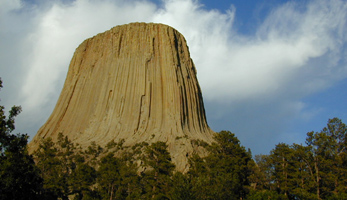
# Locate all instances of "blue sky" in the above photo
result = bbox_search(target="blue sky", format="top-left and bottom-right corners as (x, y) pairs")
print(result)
(1, 0), (347, 155)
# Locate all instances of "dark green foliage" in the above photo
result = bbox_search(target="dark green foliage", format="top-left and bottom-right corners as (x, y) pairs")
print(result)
(34, 138), (63, 199)
(304, 118), (347, 199)
(268, 143), (296, 196)
(34, 133), (99, 199)
(84, 140), (103, 167)
(170, 172), (194, 200)
(70, 163), (96, 199)
(209, 130), (252, 197)
(246, 190), (288, 200)
(188, 130), (253, 200)
(0, 138), (42, 200)
(0, 78), (42, 199)
(252, 118), (347, 200)
(248, 154), (272, 191)
(97, 153), (122, 199)
(141, 141), (176, 199)
(97, 152), (141, 200)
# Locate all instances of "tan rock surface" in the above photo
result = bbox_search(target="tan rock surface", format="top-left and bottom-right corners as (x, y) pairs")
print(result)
(29, 22), (215, 171)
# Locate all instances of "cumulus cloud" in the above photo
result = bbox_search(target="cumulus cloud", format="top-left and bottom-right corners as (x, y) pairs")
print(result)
(198, 0), (347, 102)
(20, 0), (157, 110)
(1, 0), (347, 154)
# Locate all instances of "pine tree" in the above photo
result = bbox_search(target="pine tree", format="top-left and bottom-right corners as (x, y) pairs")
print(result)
(34, 138), (65, 199)
(69, 162), (96, 200)
(142, 141), (175, 199)
(306, 118), (347, 199)
(188, 130), (253, 200)
(268, 143), (296, 196)
(254, 118), (347, 199)
(0, 78), (42, 199)
(170, 172), (194, 200)
(97, 152), (141, 200)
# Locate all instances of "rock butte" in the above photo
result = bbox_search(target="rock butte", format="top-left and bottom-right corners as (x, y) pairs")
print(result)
(29, 22), (215, 172)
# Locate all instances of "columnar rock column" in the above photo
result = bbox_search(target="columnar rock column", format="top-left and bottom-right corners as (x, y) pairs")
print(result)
(29, 23), (215, 171)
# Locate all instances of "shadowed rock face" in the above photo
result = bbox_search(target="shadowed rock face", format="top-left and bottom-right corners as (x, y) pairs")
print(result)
(29, 23), (214, 171)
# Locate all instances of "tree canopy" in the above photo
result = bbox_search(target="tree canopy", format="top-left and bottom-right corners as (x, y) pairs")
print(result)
(0, 78), (42, 199)
(250, 118), (347, 199)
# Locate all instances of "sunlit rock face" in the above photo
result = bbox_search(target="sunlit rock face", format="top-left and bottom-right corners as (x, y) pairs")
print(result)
(29, 22), (215, 171)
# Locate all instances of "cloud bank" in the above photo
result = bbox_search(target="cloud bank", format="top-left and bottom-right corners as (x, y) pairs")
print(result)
(1, 0), (347, 154)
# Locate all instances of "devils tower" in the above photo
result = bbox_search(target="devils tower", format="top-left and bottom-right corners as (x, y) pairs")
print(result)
(29, 22), (215, 171)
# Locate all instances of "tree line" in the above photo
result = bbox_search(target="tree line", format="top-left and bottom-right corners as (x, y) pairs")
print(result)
(2, 128), (253, 199)
(1, 78), (347, 199)
(250, 117), (347, 200)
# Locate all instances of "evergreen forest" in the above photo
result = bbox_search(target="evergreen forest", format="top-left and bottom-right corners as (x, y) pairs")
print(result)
(1, 78), (347, 200)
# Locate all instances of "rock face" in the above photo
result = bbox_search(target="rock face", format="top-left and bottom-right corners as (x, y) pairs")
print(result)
(29, 23), (214, 171)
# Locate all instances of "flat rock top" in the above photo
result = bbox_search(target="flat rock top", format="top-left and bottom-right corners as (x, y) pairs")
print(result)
(29, 22), (215, 172)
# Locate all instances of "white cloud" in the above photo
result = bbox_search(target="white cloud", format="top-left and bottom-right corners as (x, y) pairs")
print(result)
(21, 0), (157, 111)
(197, 0), (347, 102)
(1, 0), (347, 154)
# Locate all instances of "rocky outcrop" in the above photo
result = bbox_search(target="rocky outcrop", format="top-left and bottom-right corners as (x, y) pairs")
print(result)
(29, 22), (214, 171)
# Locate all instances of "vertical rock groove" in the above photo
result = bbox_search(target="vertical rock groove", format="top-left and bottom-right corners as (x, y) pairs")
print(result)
(29, 23), (215, 171)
